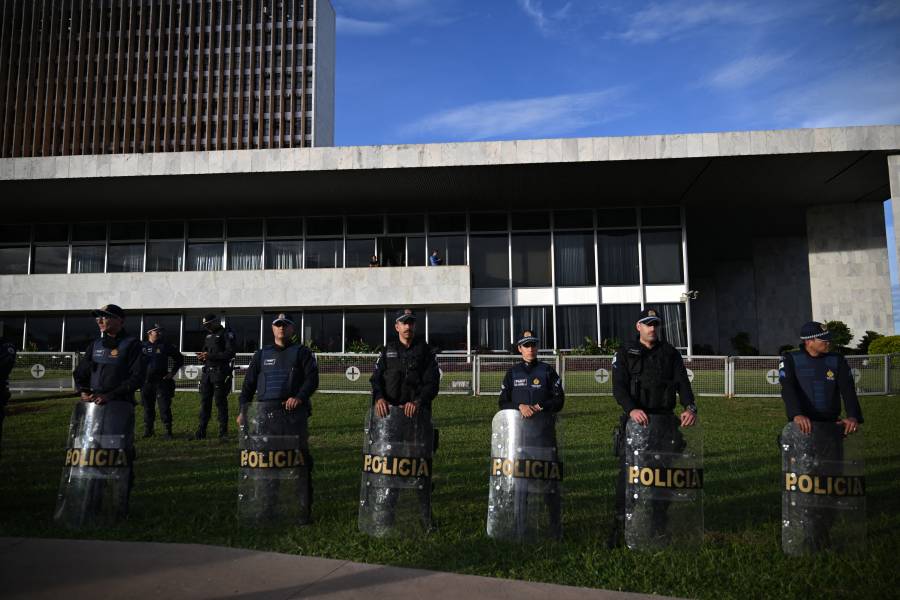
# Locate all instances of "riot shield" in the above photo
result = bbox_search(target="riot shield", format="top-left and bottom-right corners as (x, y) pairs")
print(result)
(624, 414), (703, 550)
(358, 405), (434, 537)
(54, 401), (135, 529)
(487, 409), (563, 541)
(780, 421), (865, 555)
(238, 401), (311, 526)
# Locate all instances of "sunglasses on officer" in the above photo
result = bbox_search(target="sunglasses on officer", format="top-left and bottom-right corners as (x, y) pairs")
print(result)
(95, 315), (121, 322)
(519, 341), (537, 348)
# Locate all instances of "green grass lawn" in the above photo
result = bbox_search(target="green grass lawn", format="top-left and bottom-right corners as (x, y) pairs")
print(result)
(1, 393), (898, 599)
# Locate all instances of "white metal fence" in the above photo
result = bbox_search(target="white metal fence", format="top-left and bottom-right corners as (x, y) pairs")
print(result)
(6, 351), (899, 398)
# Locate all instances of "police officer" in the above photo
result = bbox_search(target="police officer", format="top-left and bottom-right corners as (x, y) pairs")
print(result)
(193, 313), (236, 440)
(0, 334), (17, 456)
(370, 309), (440, 418)
(237, 313), (319, 512)
(607, 308), (697, 548)
(779, 321), (863, 436)
(140, 323), (184, 439)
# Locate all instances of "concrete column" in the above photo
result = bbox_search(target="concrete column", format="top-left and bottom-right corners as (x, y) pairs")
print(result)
(889, 156), (900, 332)
(807, 201), (894, 340)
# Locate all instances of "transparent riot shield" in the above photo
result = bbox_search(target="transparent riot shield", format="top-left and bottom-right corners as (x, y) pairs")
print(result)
(487, 409), (563, 541)
(781, 421), (865, 556)
(54, 401), (135, 529)
(624, 414), (703, 550)
(358, 405), (434, 537)
(238, 401), (310, 526)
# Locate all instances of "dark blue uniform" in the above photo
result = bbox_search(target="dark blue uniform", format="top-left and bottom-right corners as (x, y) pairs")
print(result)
(73, 332), (146, 403)
(498, 359), (564, 413)
(0, 337), (17, 455)
(370, 339), (440, 410)
(197, 325), (236, 437)
(779, 351), (863, 424)
(141, 340), (184, 435)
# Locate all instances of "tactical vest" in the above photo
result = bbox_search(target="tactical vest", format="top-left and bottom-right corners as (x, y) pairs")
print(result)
(507, 361), (554, 407)
(203, 328), (233, 370)
(255, 345), (301, 402)
(89, 335), (137, 395)
(624, 343), (677, 412)
(789, 351), (840, 414)
(382, 341), (429, 404)
(142, 341), (170, 376)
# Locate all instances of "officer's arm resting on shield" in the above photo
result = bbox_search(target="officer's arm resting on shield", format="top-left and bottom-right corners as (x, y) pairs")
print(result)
(236, 351), (261, 425)
(286, 347), (319, 413)
(207, 329), (237, 363)
(612, 350), (646, 426)
(97, 340), (146, 404)
(167, 345), (185, 379)
(836, 355), (863, 435)
(537, 367), (565, 413)
(74, 342), (95, 402)
(409, 349), (439, 417)
(779, 353), (811, 434)
(674, 353), (697, 427)
(370, 349), (390, 417)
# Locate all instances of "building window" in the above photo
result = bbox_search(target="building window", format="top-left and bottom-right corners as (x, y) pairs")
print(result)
(187, 242), (224, 271)
(265, 239), (301, 269)
(646, 303), (687, 349)
(556, 305), (597, 350)
(346, 238), (375, 268)
(0, 247), (30, 274)
(345, 311), (384, 351)
(427, 235), (466, 265)
(511, 233), (551, 287)
(472, 307), (510, 352)
(146, 241), (184, 272)
(304, 238), (343, 268)
(597, 231), (639, 285)
(0, 316), (25, 349)
(71, 245), (106, 273)
(108, 244), (145, 272)
(25, 316), (63, 351)
(32, 245), (69, 274)
(470, 235), (508, 288)
(427, 310), (468, 352)
(407, 236), (427, 266)
(599, 304), (640, 346)
(642, 229), (683, 284)
(182, 313), (213, 352)
(303, 311), (342, 352)
(141, 314), (182, 349)
(228, 241), (263, 270)
(64, 315), (99, 351)
(225, 314), (262, 352)
(513, 306), (553, 349)
(554, 231), (595, 286)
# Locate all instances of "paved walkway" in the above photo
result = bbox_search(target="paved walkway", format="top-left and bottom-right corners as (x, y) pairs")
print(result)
(0, 537), (681, 600)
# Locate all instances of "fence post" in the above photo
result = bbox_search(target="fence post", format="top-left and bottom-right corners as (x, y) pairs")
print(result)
(474, 355), (480, 396)
(886, 354), (892, 395)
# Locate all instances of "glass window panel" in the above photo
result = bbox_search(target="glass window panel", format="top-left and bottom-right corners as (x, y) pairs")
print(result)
(407, 236), (426, 266)
(597, 231), (639, 285)
(386, 214), (424, 234)
(33, 223), (68, 242)
(511, 212), (549, 231)
(470, 212), (507, 232)
(646, 303), (687, 349)
(642, 229), (684, 284)
(227, 219), (263, 238)
(107, 244), (144, 272)
(0, 316), (25, 349)
(110, 222), (145, 241)
(346, 238), (375, 268)
(346, 310), (384, 350)
(472, 307), (510, 352)
(64, 315), (99, 351)
(305, 238), (342, 268)
(427, 310), (467, 352)
(187, 242), (224, 271)
(428, 213), (466, 233)
(265, 239), (301, 269)
(141, 314), (182, 348)
(146, 241), (184, 272)
(513, 306), (553, 349)
(554, 231), (595, 286)
(511, 233), (551, 287)
(227, 241), (263, 270)
(470, 234), (508, 288)
(347, 215), (383, 235)
(188, 220), (224, 239)
(306, 216), (342, 236)
(554, 210), (593, 229)
(597, 208), (637, 228)
(0, 224), (30, 243)
(71, 245), (106, 273)
(25, 316), (63, 351)
(182, 313), (213, 352)
(225, 314), (260, 352)
(0, 247), (30, 274)
(266, 217), (303, 238)
(71, 223), (106, 242)
(641, 206), (681, 227)
(428, 235), (466, 266)
(599, 304), (640, 346)
(555, 305), (597, 349)
(149, 221), (184, 239)
(302, 311), (342, 352)
(32, 245), (68, 274)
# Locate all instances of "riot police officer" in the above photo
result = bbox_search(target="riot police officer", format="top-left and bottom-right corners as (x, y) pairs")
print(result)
(193, 313), (236, 440)
(140, 324), (184, 439)
(0, 334), (17, 456)
(607, 308), (697, 548)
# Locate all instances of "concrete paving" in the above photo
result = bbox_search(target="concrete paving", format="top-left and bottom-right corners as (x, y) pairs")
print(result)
(0, 537), (681, 600)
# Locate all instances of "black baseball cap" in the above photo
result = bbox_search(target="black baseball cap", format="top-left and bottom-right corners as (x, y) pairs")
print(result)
(637, 308), (661, 325)
(272, 312), (295, 326)
(201, 313), (219, 326)
(395, 309), (417, 323)
(92, 304), (125, 319)
(146, 323), (164, 333)
(516, 330), (539, 346)
(800, 321), (832, 341)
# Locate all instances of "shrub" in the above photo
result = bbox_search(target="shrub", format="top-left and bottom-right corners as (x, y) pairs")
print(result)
(824, 320), (853, 350)
(869, 335), (900, 355)
(856, 330), (883, 354)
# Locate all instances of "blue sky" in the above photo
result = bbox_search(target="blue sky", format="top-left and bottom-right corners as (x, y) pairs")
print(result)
(331, 0), (900, 146)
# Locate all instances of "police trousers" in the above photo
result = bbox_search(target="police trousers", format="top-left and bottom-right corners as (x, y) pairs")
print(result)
(198, 369), (231, 431)
(141, 377), (175, 426)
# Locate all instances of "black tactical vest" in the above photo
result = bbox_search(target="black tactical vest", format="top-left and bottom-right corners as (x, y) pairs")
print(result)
(624, 342), (677, 412)
(89, 335), (137, 395)
(255, 345), (301, 402)
(383, 340), (429, 404)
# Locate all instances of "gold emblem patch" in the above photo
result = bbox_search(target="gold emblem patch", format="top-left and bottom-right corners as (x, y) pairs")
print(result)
(825, 369), (835, 380)
(532, 377), (540, 385)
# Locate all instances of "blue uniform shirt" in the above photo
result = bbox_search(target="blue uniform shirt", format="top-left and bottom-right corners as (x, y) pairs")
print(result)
(498, 359), (564, 413)
(779, 350), (863, 423)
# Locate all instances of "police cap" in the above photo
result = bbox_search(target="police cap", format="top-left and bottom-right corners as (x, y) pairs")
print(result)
(146, 323), (165, 334)
(272, 312), (295, 326)
(92, 304), (125, 319)
(516, 330), (539, 346)
(394, 309), (417, 323)
(637, 308), (661, 325)
(800, 321), (832, 341)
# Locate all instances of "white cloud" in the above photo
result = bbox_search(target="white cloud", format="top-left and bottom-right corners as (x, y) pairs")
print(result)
(336, 16), (392, 35)
(618, 1), (779, 43)
(402, 89), (630, 141)
(706, 54), (789, 89)
(517, 0), (574, 35)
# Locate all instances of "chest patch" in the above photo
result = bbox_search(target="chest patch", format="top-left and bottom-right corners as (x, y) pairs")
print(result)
(513, 378), (528, 387)
(825, 369), (835, 381)
(263, 358), (277, 367)
(386, 351), (398, 358)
